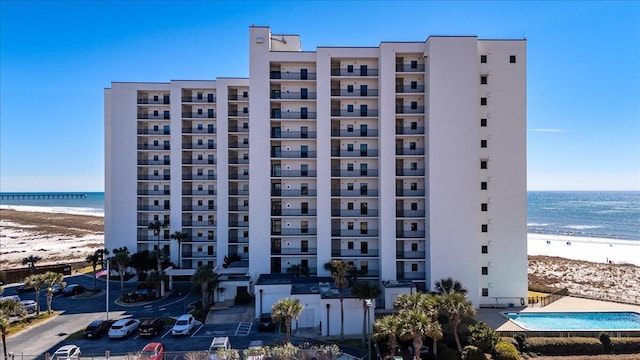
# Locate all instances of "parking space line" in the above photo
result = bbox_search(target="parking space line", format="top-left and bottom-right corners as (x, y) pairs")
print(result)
(190, 323), (205, 337)
(161, 329), (171, 339)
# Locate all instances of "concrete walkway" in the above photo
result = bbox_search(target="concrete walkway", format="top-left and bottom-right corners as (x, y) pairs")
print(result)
(205, 300), (256, 324)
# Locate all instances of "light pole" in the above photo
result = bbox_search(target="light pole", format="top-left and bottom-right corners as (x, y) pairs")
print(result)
(259, 289), (263, 315)
(326, 303), (330, 336)
(366, 299), (373, 360)
(106, 260), (110, 321)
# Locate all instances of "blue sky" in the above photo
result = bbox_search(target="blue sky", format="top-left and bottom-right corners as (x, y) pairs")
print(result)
(1, 1), (638, 191)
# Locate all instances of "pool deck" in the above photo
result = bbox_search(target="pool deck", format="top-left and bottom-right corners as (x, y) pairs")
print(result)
(475, 296), (640, 332)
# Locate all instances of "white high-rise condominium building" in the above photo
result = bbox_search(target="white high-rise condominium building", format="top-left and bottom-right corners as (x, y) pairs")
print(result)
(105, 26), (526, 307)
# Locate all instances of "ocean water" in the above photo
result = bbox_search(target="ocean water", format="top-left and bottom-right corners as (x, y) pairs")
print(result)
(1, 192), (638, 241)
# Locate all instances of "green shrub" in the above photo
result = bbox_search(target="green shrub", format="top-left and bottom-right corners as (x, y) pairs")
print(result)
(512, 332), (527, 351)
(599, 332), (611, 353)
(526, 337), (601, 355)
(461, 345), (486, 360)
(500, 336), (519, 350)
(611, 337), (640, 353)
(468, 322), (500, 353)
(494, 342), (519, 360)
(436, 343), (460, 360)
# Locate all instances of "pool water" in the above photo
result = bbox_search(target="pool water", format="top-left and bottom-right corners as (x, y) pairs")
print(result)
(505, 312), (640, 331)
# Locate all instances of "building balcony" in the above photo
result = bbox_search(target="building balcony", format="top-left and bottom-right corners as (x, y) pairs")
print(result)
(396, 63), (425, 72)
(331, 209), (379, 217)
(138, 159), (170, 166)
(271, 189), (317, 197)
(396, 168), (425, 177)
(229, 173), (250, 180)
(228, 158), (250, 165)
(182, 205), (216, 211)
(137, 128), (170, 135)
(272, 151), (317, 159)
(396, 189), (426, 197)
(396, 85), (425, 94)
(396, 210), (426, 217)
(331, 229), (379, 237)
(331, 189), (378, 197)
(190, 236), (216, 242)
(228, 94), (249, 101)
(270, 110), (317, 120)
(228, 221), (249, 227)
(137, 144), (170, 150)
(138, 97), (170, 105)
(396, 250), (426, 259)
(396, 106), (425, 114)
(271, 208), (318, 216)
(271, 130), (317, 139)
(228, 235), (250, 243)
(183, 220), (216, 227)
(331, 129), (378, 137)
(331, 68), (379, 77)
(395, 127), (425, 135)
(137, 205), (170, 211)
(272, 247), (317, 255)
(182, 158), (216, 165)
(229, 205), (250, 212)
(270, 71), (317, 81)
(331, 169), (378, 177)
(330, 89), (379, 97)
(182, 96), (216, 103)
(229, 189), (250, 196)
(396, 148), (425, 156)
(138, 113), (170, 120)
(182, 127), (216, 134)
(182, 251), (217, 258)
(331, 149), (378, 157)
(396, 230), (426, 238)
(228, 126), (249, 133)
(331, 249), (379, 257)
(182, 112), (216, 119)
(182, 143), (216, 150)
(137, 175), (170, 181)
(182, 189), (216, 196)
(182, 174), (216, 181)
(331, 109), (379, 117)
(229, 142), (250, 149)
(271, 91), (317, 100)
(228, 110), (249, 117)
(136, 235), (170, 241)
(137, 189), (170, 196)
(272, 228), (318, 236)
(398, 272), (426, 281)
(271, 170), (317, 178)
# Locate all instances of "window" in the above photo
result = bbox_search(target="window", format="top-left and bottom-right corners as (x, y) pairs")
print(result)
(347, 104), (354, 113)
(411, 202), (418, 211)
(208, 231), (214, 240)
(197, 92), (203, 100)
(409, 142), (416, 150)
(347, 65), (354, 73)
(243, 138), (249, 145)
(480, 55), (487, 63)
(481, 203), (488, 211)
(410, 182), (417, 191)
(243, 122), (249, 129)
(411, 263), (418, 272)
(154, 200), (159, 206)
(481, 160), (488, 169)
(411, 60), (418, 69)
(410, 162), (418, 171)
(347, 144), (354, 152)
(510, 55), (517, 63)
(410, 121), (417, 130)
(481, 118), (487, 127)
(482, 267), (488, 275)
(154, 95), (159, 102)
(482, 288), (489, 297)
(347, 124), (354, 132)
(411, 243), (418, 251)
(481, 75), (487, 85)
(347, 163), (354, 171)
(480, 97), (487, 106)
(411, 101), (418, 110)
(198, 108), (203, 115)
(348, 241), (354, 250)
(347, 202), (354, 210)
(411, 223), (418, 232)
(410, 81), (418, 90)
(348, 222), (354, 230)
(360, 222), (368, 234)
(243, 91), (249, 98)
(154, 110), (159, 116)
(347, 85), (354, 93)
(347, 182), (354, 191)
(481, 140), (487, 148)
(243, 107), (249, 114)
(243, 153), (249, 160)
(482, 224), (488, 232)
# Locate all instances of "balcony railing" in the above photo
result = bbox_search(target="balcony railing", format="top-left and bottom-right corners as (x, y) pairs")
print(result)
(331, 129), (378, 137)
(228, 111), (249, 117)
(331, 169), (378, 177)
(228, 94), (250, 101)
(137, 175), (170, 181)
(398, 272), (426, 280)
(182, 251), (217, 258)
(137, 159), (170, 166)
(182, 205), (216, 211)
(228, 235), (250, 243)
(228, 221), (249, 227)
(396, 148), (425, 156)
(228, 126), (249, 133)
(271, 170), (317, 177)
(229, 142), (250, 149)
(396, 168), (425, 176)
(271, 91), (317, 100)
(395, 127), (425, 135)
(331, 209), (379, 217)
(229, 189), (250, 195)
(396, 106), (425, 114)
(182, 127), (216, 134)
(137, 190), (170, 196)
(228, 205), (250, 211)
(331, 249), (379, 257)
(138, 113), (170, 119)
(182, 174), (216, 180)
(183, 220), (216, 227)
(331, 189), (378, 197)
(396, 210), (426, 217)
(271, 189), (317, 197)
(182, 112), (216, 119)
(271, 110), (317, 120)
(331, 109), (379, 117)
(137, 128), (170, 135)
(271, 209), (318, 216)
(331, 149), (378, 157)
(330, 89), (379, 97)
(182, 143), (216, 150)
(272, 247), (317, 255)
(229, 173), (250, 180)
(396, 230), (426, 238)
(138, 144), (170, 150)
(396, 189), (426, 196)
(272, 228), (318, 236)
(331, 229), (379, 237)
(182, 158), (216, 165)
(396, 63), (425, 72)
(272, 151), (317, 159)
(331, 68), (379, 76)
(271, 131), (317, 139)
(182, 96), (216, 103)
(228, 158), (250, 165)
(137, 205), (170, 211)
(396, 85), (425, 93)
(270, 71), (317, 80)
(182, 189), (216, 196)
(138, 98), (170, 105)
(396, 250), (426, 259)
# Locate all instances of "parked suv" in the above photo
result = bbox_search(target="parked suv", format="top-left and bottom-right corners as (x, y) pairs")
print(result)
(208, 337), (231, 360)
(139, 318), (165, 337)
(171, 314), (195, 336)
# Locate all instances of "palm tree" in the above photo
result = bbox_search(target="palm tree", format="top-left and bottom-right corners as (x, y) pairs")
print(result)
(393, 292), (436, 312)
(434, 277), (467, 295)
(41, 271), (64, 314)
(398, 308), (443, 360)
(351, 281), (381, 346)
(324, 260), (353, 341)
(148, 220), (168, 296)
(192, 265), (218, 308)
(0, 297), (25, 360)
(24, 273), (46, 315)
(111, 247), (131, 292)
(170, 231), (188, 267)
(22, 255), (42, 275)
(86, 249), (102, 290)
(438, 293), (476, 352)
(374, 314), (402, 358)
(271, 298), (304, 344)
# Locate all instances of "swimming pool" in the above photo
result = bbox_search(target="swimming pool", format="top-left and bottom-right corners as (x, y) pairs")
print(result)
(505, 312), (640, 331)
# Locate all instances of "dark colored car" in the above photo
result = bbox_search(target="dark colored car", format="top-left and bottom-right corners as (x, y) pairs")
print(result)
(258, 313), (276, 332)
(83, 320), (112, 339)
(138, 318), (165, 337)
(63, 284), (85, 296)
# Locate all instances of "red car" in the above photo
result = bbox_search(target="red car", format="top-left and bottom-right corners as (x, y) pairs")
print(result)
(140, 343), (164, 360)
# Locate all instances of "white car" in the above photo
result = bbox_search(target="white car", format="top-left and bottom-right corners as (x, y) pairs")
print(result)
(20, 300), (38, 314)
(171, 314), (195, 336)
(51, 345), (81, 360)
(108, 318), (140, 339)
